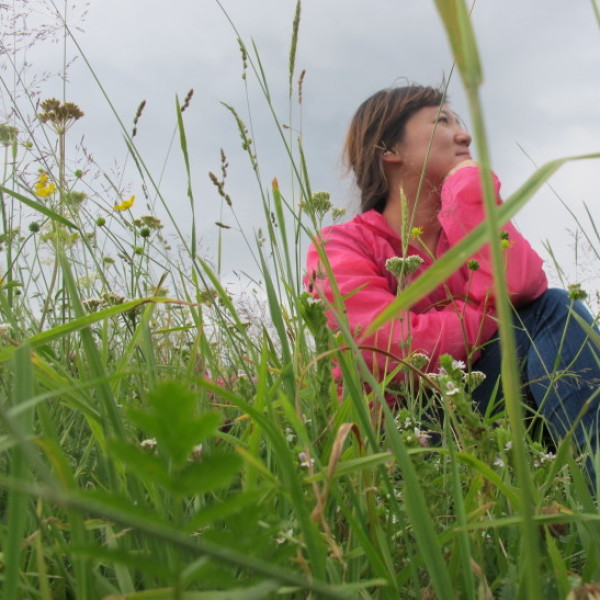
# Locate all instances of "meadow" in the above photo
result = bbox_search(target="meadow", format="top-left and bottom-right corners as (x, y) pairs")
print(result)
(2, 1), (600, 599)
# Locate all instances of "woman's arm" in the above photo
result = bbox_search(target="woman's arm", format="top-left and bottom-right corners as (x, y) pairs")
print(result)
(306, 227), (498, 375)
(438, 165), (548, 306)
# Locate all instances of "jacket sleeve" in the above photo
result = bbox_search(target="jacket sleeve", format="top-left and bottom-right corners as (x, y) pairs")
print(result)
(305, 227), (499, 376)
(438, 166), (548, 306)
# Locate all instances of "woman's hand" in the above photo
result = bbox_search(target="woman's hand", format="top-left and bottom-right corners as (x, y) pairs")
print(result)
(444, 159), (479, 181)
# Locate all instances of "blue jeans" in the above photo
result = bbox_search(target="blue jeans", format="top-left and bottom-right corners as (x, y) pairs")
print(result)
(472, 289), (600, 454)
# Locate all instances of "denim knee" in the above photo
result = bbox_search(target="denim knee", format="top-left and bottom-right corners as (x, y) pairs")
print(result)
(528, 288), (594, 331)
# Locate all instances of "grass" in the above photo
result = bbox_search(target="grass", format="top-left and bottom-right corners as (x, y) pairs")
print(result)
(1, 1), (600, 598)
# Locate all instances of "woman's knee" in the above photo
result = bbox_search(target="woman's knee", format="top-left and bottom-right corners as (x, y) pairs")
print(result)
(540, 288), (571, 310)
(536, 288), (593, 323)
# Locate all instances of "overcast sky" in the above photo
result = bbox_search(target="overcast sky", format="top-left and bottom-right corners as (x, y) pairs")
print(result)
(14, 0), (600, 293)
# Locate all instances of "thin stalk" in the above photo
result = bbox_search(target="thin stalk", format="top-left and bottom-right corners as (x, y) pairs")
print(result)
(592, 0), (600, 30)
(464, 87), (541, 599)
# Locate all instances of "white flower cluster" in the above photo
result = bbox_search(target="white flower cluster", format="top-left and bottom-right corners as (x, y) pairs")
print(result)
(533, 451), (555, 469)
(385, 255), (424, 277)
(298, 451), (314, 468)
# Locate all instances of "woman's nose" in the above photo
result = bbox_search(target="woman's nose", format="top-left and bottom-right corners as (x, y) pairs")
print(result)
(456, 127), (472, 146)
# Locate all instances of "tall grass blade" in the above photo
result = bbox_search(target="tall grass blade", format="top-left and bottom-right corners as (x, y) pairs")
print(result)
(0, 184), (77, 229)
(3, 344), (35, 598)
(176, 95), (197, 258)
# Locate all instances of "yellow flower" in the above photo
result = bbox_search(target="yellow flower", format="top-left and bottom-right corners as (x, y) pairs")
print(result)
(34, 171), (57, 197)
(114, 195), (135, 211)
(410, 226), (423, 238)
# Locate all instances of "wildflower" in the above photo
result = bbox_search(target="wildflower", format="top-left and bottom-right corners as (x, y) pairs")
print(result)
(467, 259), (480, 270)
(95, 217), (106, 227)
(114, 195), (135, 211)
(38, 98), (84, 134)
(504, 441), (512, 451)
(426, 372), (443, 385)
(0, 124), (18, 147)
(407, 352), (429, 370)
(275, 529), (294, 545)
(302, 191), (332, 217)
(82, 297), (105, 312)
(134, 215), (164, 230)
(500, 230), (513, 250)
(77, 274), (98, 288)
(28, 222), (40, 233)
(463, 370), (486, 389)
(452, 360), (466, 371)
(140, 438), (157, 450)
(102, 291), (126, 305)
(536, 451), (555, 465)
(64, 191), (86, 206)
(419, 433), (431, 447)
(385, 255), (424, 277)
(410, 226), (424, 238)
(412, 427), (431, 447)
(305, 296), (322, 306)
(189, 444), (203, 461)
(34, 171), (57, 197)
(443, 381), (461, 396)
(331, 207), (347, 221)
(493, 456), (505, 468)
(298, 451), (314, 468)
(568, 283), (588, 301)
(139, 227), (151, 238)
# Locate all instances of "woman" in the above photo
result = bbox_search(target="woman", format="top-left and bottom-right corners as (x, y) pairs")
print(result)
(305, 85), (600, 458)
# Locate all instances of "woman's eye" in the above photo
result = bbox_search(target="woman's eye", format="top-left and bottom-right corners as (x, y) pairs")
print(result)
(436, 116), (449, 123)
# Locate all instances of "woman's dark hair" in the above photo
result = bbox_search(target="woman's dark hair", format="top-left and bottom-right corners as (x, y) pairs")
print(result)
(344, 85), (445, 213)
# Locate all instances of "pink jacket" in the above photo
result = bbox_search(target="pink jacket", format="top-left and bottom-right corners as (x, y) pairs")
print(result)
(305, 167), (548, 379)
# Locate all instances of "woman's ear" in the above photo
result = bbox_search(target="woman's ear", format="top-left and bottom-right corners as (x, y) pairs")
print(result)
(382, 149), (403, 165)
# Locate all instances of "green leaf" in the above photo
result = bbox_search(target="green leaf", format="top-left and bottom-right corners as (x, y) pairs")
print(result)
(185, 488), (267, 531)
(107, 439), (170, 485)
(128, 381), (221, 468)
(175, 453), (242, 495)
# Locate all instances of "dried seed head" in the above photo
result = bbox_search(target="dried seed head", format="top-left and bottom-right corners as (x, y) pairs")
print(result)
(38, 98), (84, 133)
(181, 89), (194, 112)
(237, 38), (248, 79)
(298, 68), (306, 104)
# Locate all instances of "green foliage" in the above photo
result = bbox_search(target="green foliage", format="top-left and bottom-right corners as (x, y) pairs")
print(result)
(0, 1), (599, 599)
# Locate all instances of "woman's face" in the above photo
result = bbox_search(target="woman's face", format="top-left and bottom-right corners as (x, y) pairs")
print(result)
(392, 104), (472, 184)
